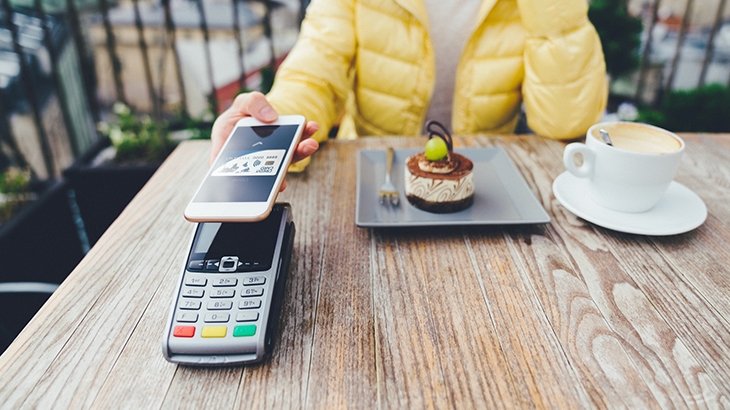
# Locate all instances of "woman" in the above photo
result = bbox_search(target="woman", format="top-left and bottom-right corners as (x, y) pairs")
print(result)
(211, 0), (608, 171)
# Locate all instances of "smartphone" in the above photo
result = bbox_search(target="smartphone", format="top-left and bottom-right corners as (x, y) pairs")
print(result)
(162, 203), (295, 366)
(184, 115), (306, 222)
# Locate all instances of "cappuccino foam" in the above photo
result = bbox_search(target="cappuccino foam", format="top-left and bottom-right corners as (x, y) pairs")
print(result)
(591, 123), (681, 154)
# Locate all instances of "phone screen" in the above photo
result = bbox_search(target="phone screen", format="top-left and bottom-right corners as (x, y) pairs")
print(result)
(192, 124), (299, 203)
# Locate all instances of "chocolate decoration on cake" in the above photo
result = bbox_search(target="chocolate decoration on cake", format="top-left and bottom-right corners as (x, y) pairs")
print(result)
(422, 120), (458, 173)
(426, 120), (453, 152)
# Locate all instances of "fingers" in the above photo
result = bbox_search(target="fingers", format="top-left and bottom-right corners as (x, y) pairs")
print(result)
(291, 121), (320, 164)
(237, 91), (277, 123)
(209, 92), (279, 165)
(302, 121), (319, 139)
(291, 138), (319, 165)
(279, 139), (316, 192)
(280, 121), (320, 192)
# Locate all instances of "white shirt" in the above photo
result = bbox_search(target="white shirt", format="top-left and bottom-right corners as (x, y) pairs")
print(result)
(422, 0), (481, 132)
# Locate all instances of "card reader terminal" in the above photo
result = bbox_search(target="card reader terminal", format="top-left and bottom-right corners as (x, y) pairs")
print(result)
(162, 203), (294, 365)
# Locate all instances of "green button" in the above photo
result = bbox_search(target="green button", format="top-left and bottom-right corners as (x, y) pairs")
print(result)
(233, 325), (257, 337)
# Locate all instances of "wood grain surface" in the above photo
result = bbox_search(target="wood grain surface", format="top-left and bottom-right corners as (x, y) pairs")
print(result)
(1, 134), (729, 409)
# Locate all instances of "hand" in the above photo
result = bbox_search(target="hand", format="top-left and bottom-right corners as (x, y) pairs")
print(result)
(209, 91), (320, 191)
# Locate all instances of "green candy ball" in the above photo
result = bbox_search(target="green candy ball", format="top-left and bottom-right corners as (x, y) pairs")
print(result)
(425, 137), (448, 161)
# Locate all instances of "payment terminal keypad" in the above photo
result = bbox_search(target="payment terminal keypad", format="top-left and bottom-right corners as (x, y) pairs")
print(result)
(171, 262), (268, 341)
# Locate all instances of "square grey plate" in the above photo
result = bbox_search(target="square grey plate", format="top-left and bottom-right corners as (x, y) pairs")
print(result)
(356, 148), (550, 227)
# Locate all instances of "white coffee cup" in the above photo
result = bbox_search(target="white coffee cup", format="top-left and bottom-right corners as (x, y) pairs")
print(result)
(563, 122), (684, 213)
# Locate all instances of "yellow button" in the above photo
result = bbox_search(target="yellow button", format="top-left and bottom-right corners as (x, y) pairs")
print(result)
(201, 326), (227, 338)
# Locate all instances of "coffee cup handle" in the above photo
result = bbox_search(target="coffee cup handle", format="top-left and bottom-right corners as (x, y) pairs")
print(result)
(563, 143), (594, 178)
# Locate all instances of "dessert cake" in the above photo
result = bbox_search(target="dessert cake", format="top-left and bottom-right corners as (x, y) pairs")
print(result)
(404, 121), (474, 213)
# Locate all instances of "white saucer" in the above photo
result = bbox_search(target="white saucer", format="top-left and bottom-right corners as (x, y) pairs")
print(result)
(552, 172), (707, 236)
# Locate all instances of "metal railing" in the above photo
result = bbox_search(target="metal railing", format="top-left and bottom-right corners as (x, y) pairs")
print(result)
(633, 0), (730, 105)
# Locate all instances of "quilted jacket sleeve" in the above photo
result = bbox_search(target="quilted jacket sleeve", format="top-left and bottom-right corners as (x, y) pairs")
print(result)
(517, 0), (608, 140)
(266, 0), (356, 145)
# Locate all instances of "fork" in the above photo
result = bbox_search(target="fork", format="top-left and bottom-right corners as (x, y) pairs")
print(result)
(378, 147), (400, 206)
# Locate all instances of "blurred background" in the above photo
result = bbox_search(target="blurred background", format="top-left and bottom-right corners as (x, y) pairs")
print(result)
(0, 0), (728, 352)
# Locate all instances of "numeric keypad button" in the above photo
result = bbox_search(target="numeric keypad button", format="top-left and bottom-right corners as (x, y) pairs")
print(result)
(179, 300), (202, 310)
(239, 299), (262, 309)
(210, 289), (235, 298)
(185, 277), (207, 286)
(204, 313), (230, 323)
(181, 288), (204, 298)
(212, 278), (237, 287)
(241, 287), (264, 297)
(243, 276), (266, 286)
(208, 301), (233, 310)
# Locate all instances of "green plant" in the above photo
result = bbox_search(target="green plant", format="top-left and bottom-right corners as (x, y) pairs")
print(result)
(588, 0), (643, 80)
(0, 167), (32, 224)
(637, 84), (730, 132)
(97, 103), (177, 164)
(259, 65), (275, 95)
(170, 110), (214, 141)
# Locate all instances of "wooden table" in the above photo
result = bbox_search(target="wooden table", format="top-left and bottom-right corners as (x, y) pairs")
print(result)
(1, 134), (729, 409)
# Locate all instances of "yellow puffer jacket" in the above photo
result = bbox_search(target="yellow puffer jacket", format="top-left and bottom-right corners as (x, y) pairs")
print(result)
(268, 0), (608, 168)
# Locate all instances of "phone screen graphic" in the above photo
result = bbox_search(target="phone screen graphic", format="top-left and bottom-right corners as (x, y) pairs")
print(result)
(192, 124), (298, 203)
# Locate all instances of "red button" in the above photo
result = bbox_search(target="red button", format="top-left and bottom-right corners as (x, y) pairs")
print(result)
(173, 326), (195, 337)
